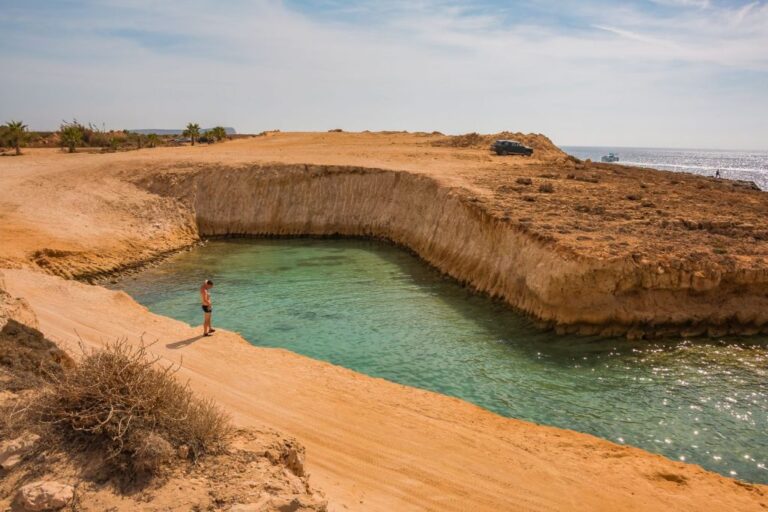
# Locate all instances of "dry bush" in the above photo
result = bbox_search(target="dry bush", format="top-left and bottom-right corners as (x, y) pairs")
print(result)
(539, 183), (555, 193)
(431, 131), (564, 159)
(0, 319), (73, 391)
(33, 340), (231, 478)
(432, 132), (484, 148)
(516, 177), (533, 185)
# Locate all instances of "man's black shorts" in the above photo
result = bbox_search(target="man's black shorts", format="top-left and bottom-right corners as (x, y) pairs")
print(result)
(202, 305), (212, 313)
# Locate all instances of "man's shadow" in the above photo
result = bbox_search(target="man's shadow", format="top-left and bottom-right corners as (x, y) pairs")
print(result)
(166, 335), (204, 349)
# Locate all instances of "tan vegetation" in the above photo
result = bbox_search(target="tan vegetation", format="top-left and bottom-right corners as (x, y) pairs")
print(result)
(1, 337), (230, 479)
(34, 340), (230, 476)
(0, 321), (325, 511)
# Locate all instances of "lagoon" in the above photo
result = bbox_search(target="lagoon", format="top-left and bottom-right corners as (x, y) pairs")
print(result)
(115, 238), (768, 484)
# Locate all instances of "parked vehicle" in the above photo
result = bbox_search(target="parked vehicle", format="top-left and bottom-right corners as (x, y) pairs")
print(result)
(601, 152), (620, 162)
(491, 140), (533, 156)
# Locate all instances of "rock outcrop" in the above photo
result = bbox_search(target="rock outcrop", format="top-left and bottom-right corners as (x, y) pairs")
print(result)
(16, 481), (74, 511)
(0, 274), (37, 331)
(0, 433), (40, 470)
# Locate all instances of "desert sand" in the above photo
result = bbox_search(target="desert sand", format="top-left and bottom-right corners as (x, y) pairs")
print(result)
(1, 132), (767, 510)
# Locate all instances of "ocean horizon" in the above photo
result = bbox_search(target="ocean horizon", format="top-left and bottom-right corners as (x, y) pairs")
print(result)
(562, 146), (768, 191)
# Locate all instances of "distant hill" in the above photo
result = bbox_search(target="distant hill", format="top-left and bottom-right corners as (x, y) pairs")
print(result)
(128, 127), (237, 135)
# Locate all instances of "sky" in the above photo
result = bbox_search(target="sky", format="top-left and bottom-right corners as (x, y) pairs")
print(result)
(1, 0), (767, 149)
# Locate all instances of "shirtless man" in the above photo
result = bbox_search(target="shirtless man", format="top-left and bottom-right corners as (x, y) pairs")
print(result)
(200, 279), (215, 336)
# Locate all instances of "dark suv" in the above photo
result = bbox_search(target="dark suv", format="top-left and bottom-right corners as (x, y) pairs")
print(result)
(491, 140), (533, 156)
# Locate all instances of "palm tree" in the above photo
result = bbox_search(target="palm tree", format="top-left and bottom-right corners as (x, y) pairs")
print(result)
(146, 133), (159, 148)
(59, 124), (83, 153)
(211, 126), (227, 142)
(5, 120), (27, 155)
(184, 123), (201, 146)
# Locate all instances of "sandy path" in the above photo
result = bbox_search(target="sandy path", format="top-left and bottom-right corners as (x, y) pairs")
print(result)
(4, 269), (766, 512)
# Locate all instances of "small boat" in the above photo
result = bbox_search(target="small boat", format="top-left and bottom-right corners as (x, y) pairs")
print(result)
(601, 153), (620, 163)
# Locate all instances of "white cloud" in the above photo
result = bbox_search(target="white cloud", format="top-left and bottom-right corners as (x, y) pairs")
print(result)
(592, 24), (679, 47)
(650, 0), (711, 9)
(0, 0), (766, 149)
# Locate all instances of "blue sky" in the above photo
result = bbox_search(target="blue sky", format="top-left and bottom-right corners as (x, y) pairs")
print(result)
(1, 0), (766, 148)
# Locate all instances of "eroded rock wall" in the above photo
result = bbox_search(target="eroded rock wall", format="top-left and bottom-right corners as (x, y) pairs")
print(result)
(142, 164), (768, 338)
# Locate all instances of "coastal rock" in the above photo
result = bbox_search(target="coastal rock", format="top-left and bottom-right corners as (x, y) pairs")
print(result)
(17, 481), (74, 511)
(0, 432), (39, 470)
(265, 438), (307, 477)
(280, 439), (306, 477)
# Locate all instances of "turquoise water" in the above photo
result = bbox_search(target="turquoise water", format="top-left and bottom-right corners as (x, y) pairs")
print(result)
(115, 239), (768, 484)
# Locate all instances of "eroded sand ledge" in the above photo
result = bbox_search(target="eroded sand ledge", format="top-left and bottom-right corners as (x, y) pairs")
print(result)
(140, 163), (768, 338)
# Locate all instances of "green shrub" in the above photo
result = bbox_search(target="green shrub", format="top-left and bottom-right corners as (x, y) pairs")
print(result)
(58, 121), (84, 153)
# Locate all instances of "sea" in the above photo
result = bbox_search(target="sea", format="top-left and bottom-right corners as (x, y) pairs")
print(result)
(561, 146), (768, 191)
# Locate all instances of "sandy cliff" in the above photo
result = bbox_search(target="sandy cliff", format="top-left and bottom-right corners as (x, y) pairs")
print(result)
(139, 162), (768, 338)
